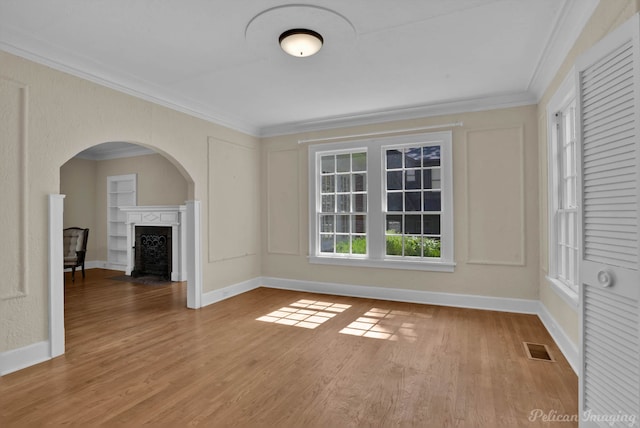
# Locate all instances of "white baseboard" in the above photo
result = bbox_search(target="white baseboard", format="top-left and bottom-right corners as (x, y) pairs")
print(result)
(0, 341), (51, 376)
(261, 277), (582, 370)
(537, 302), (579, 374)
(261, 277), (540, 314)
(201, 277), (262, 307)
(2, 276), (577, 377)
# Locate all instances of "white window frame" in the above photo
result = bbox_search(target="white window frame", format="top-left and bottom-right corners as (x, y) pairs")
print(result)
(308, 132), (455, 272)
(546, 70), (579, 309)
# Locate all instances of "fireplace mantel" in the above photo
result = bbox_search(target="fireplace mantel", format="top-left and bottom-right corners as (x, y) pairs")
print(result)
(120, 205), (187, 281)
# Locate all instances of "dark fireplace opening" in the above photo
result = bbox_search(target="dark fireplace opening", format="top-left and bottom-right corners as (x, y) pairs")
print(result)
(132, 226), (172, 280)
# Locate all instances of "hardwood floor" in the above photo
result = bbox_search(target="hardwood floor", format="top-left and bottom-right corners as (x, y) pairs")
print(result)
(0, 269), (578, 427)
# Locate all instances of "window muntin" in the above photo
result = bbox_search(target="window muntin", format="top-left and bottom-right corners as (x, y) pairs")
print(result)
(384, 144), (442, 258)
(309, 132), (454, 272)
(318, 151), (367, 255)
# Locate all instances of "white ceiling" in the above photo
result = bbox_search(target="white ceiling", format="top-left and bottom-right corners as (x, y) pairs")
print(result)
(0, 0), (598, 137)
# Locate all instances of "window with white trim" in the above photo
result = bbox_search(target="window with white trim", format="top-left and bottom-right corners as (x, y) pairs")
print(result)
(309, 132), (454, 272)
(384, 144), (442, 258)
(547, 72), (579, 303)
(318, 151), (368, 255)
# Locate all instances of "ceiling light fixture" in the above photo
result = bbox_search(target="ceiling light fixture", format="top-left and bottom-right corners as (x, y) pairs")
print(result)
(279, 28), (323, 57)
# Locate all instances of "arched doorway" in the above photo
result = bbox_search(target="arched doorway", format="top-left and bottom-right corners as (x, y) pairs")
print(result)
(48, 142), (202, 358)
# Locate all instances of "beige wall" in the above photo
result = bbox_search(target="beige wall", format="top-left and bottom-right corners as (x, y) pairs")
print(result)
(60, 157), (98, 260)
(262, 105), (540, 300)
(0, 50), (261, 353)
(60, 153), (190, 262)
(536, 0), (640, 347)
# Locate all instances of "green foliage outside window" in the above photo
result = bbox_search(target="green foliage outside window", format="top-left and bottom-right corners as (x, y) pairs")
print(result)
(334, 233), (440, 257)
(386, 233), (440, 257)
(335, 236), (367, 254)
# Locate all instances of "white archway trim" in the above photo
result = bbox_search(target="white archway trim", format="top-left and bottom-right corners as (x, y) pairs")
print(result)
(48, 194), (65, 357)
(186, 200), (202, 309)
(47, 195), (203, 363)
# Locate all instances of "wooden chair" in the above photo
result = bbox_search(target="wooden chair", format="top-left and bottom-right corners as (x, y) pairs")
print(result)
(63, 227), (89, 282)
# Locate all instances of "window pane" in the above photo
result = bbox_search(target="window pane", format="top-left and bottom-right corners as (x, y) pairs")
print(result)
(336, 215), (350, 233)
(565, 177), (576, 208)
(571, 248), (578, 285)
(404, 147), (422, 168)
(387, 171), (402, 190)
(337, 174), (350, 192)
(353, 194), (367, 212)
(321, 156), (335, 173)
(353, 173), (367, 192)
(321, 175), (334, 193)
(386, 149), (402, 169)
(336, 154), (351, 172)
(424, 237), (441, 257)
(353, 215), (366, 233)
(352, 152), (367, 172)
(405, 192), (421, 211)
(564, 143), (573, 177)
(423, 215), (440, 235)
(321, 195), (335, 212)
(336, 235), (350, 253)
(386, 235), (403, 256)
(423, 191), (441, 211)
(320, 215), (334, 233)
(320, 235), (334, 253)
(387, 193), (403, 211)
(561, 212), (568, 245)
(423, 146), (441, 167)
(405, 169), (421, 189)
(568, 211), (575, 247)
(404, 236), (422, 256)
(423, 169), (441, 189)
(352, 235), (366, 254)
(337, 194), (350, 212)
(405, 215), (421, 234)
(386, 215), (402, 234)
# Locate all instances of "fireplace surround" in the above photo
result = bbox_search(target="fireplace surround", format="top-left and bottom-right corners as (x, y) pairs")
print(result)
(120, 205), (187, 281)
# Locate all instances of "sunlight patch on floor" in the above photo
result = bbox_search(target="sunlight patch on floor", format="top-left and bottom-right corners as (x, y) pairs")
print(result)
(339, 307), (430, 341)
(257, 299), (351, 329)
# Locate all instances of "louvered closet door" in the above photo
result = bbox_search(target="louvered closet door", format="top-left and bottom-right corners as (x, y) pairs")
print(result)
(577, 14), (640, 427)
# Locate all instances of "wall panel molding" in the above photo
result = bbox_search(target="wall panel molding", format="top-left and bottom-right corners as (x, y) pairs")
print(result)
(0, 77), (28, 300)
(464, 126), (526, 266)
(207, 137), (259, 262)
(266, 149), (300, 255)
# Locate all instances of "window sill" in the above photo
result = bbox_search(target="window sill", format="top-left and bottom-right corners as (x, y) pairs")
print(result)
(309, 256), (456, 272)
(545, 276), (579, 311)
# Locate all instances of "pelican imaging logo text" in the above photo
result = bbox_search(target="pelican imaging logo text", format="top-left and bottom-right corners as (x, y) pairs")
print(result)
(528, 409), (637, 426)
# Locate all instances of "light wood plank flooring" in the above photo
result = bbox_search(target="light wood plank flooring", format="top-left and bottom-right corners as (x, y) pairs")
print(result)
(0, 269), (578, 427)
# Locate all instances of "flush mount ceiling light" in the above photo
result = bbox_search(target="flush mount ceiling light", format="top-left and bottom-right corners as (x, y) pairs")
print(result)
(279, 28), (323, 57)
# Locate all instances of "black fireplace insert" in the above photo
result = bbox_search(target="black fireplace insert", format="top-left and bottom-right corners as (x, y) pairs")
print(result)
(132, 226), (172, 280)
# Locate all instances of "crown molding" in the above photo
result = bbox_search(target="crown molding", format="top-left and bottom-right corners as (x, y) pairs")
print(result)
(0, 39), (261, 137)
(4, 35), (537, 139)
(527, 0), (599, 100)
(2, 0), (592, 141)
(258, 92), (537, 137)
